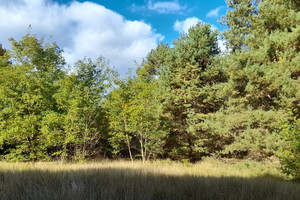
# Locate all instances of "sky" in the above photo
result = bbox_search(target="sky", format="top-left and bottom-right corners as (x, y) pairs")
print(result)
(0, 0), (227, 75)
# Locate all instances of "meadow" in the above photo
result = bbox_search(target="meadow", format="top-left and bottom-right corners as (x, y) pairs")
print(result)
(0, 159), (299, 200)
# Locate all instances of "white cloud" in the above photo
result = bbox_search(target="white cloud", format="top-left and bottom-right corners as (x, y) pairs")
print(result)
(173, 17), (227, 52)
(148, 1), (185, 14)
(217, 38), (227, 52)
(130, 0), (186, 14)
(0, 0), (163, 75)
(206, 6), (223, 18)
(173, 17), (201, 34)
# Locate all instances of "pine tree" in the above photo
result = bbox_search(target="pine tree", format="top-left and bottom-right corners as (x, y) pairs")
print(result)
(221, 0), (260, 52)
(153, 23), (223, 160)
(216, 0), (300, 158)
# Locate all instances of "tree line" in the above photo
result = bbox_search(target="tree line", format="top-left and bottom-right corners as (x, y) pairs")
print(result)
(0, 0), (299, 178)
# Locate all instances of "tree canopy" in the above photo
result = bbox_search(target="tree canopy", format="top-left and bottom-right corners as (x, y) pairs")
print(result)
(0, 0), (299, 178)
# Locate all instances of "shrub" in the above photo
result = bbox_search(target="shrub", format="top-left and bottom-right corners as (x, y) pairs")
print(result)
(278, 118), (300, 180)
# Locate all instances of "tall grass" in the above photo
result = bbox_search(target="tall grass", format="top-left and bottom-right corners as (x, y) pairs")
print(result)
(0, 159), (299, 200)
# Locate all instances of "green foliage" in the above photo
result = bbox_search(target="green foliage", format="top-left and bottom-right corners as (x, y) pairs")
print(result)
(0, 44), (6, 57)
(0, 35), (64, 161)
(221, 0), (260, 52)
(148, 22), (224, 160)
(0, 0), (299, 179)
(0, 36), (112, 161)
(106, 67), (167, 161)
(208, 0), (300, 160)
(279, 118), (300, 179)
(53, 57), (113, 160)
(180, 158), (190, 165)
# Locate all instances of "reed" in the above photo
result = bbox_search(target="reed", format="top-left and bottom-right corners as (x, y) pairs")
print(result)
(0, 159), (299, 200)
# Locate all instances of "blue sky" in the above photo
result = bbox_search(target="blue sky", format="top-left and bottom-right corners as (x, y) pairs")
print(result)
(0, 0), (227, 74)
(57, 0), (227, 44)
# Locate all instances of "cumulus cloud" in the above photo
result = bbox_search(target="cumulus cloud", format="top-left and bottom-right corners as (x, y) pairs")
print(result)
(130, 0), (186, 14)
(0, 0), (163, 74)
(217, 37), (227, 52)
(206, 6), (223, 18)
(173, 17), (226, 52)
(148, 0), (186, 14)
(174, 17), (201, 34)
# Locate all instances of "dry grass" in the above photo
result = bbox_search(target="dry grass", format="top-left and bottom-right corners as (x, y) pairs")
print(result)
(0, 159), (299, 200)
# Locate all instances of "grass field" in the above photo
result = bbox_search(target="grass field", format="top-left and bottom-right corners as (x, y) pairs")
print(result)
(0, 159), (299, 200)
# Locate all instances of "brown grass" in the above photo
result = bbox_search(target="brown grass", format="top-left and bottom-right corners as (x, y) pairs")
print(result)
(0, 159), (299, 200)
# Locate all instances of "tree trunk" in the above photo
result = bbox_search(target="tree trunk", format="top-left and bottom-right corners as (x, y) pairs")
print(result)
(126, 134), (133, 162)
(124, 119), (133, 162)
(140, 137), (145, 164)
